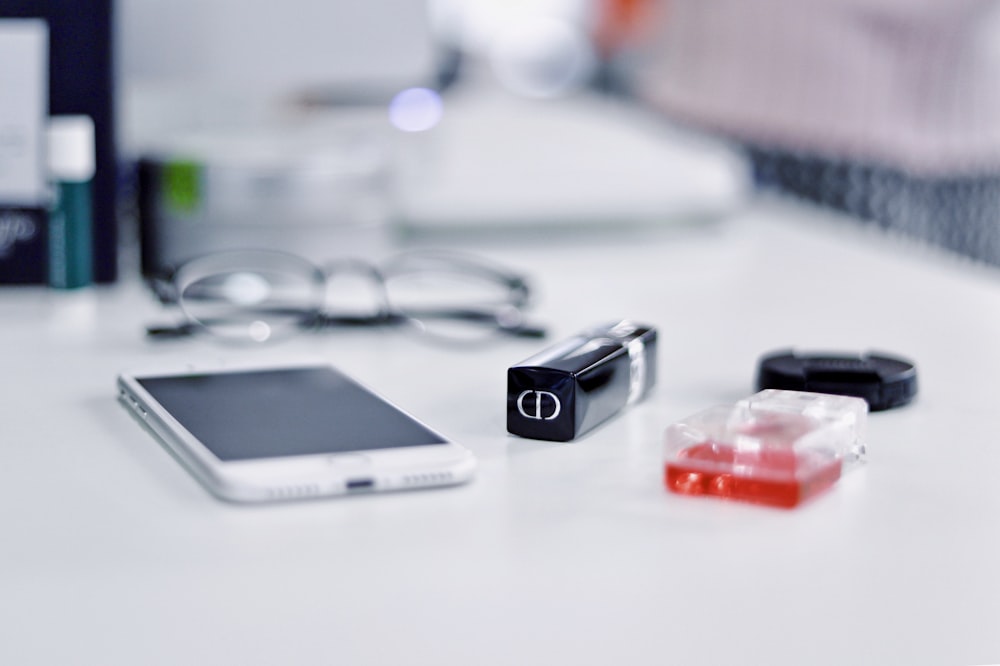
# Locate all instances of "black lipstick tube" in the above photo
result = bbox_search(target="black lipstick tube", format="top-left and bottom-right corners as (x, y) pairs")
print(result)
(507, 320), (657, 441)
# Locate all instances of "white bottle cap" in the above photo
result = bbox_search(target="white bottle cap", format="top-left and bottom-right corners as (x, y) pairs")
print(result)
(47, 115), (95, 181)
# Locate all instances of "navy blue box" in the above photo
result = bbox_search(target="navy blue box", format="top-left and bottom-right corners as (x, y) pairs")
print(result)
(0, 0), (116, 284)
(0, 208), (47, 283)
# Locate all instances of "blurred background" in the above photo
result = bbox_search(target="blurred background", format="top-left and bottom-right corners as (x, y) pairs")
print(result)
(3, 0), (1000, 285)
(114, 0), (749, 280)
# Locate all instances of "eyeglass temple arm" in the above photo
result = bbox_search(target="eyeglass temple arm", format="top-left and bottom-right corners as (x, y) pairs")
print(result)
(145, 321), (199, 338)
(146, 311), (402, 339)
(386, 306), (547, 338)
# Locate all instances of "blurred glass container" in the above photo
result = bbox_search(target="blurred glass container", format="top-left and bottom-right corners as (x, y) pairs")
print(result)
(136, 119), (393, 278)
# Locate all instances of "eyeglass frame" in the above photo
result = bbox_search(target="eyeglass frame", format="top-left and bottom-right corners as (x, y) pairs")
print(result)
(144, 248), (547, 342)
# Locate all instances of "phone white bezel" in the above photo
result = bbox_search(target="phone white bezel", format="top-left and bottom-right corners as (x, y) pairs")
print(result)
(116, 358), (476, 502)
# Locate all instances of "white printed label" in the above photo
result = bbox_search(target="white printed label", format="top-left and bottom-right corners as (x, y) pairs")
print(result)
(0, 20), (48, 205)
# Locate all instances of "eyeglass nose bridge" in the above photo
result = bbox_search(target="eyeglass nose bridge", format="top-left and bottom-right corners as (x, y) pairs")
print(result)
(318, 258), (393, 321)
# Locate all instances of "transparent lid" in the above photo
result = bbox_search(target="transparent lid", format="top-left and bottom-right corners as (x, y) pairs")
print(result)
(664, 390), (868, 507)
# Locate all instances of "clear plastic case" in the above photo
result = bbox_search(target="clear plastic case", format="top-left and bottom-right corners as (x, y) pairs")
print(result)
(664, 390), (868, 508)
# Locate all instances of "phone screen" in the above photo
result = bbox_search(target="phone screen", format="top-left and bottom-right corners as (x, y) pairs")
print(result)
(136, 366), (447, 461)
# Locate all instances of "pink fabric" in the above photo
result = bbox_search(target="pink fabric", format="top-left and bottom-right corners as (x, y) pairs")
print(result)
(634, 0), (1000, 175)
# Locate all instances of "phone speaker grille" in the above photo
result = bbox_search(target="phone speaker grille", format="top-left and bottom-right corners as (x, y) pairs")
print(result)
(401, 472), (454, 487)
(268, 484), (321, 500)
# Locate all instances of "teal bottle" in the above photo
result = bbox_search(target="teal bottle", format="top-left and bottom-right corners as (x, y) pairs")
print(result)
(47, 116), (94, 289)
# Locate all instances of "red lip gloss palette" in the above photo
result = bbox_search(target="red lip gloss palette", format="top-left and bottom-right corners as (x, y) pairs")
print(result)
(664, 390), (868, 508)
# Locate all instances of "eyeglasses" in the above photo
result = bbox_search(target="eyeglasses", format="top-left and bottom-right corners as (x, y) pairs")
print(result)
(145, 249), (547, 344)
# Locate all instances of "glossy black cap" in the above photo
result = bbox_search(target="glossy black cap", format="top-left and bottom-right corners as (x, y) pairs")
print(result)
(756, 349), (918, 411)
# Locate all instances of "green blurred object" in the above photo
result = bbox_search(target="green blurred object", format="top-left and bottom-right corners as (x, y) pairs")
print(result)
(162, 160), (202, 214)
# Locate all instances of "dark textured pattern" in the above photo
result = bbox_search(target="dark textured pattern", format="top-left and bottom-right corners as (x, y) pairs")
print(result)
(748, 147), (1000, 266)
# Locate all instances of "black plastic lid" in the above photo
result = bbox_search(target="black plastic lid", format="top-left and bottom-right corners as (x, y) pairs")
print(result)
(755, 349), (918, 411)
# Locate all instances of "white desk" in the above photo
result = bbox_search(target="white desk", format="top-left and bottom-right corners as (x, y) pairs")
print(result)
(2, 198), (999, 665)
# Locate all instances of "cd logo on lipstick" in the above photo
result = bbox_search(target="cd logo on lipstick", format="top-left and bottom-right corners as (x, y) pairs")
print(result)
(516, 390), (561, 421)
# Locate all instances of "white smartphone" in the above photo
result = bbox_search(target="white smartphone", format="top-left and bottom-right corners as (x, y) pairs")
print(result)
(117, 359), (475, 502)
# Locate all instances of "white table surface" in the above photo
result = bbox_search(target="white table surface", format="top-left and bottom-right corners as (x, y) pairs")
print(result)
(2, 197), (999, 666)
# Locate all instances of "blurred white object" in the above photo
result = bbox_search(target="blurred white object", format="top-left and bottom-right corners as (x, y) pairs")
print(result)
(633, 0), (1000, 175)
(488, 16), (597, 98)
(116, 0), (438, 154)
(394, 86), (750, 230)
(116, 0), (434, 99)
(431, 0), (597, 98)
(139, 118), (393, 275)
